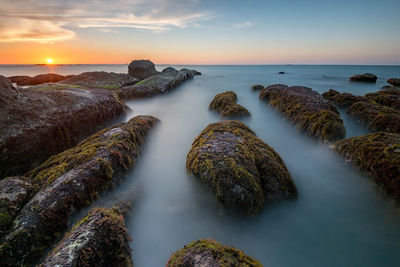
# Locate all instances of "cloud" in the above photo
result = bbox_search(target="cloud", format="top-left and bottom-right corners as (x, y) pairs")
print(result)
(234, 21), (254, 29)
(0, 0), (213, 43)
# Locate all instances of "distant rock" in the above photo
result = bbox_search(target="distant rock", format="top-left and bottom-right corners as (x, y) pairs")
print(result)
(162, 66), (179, 74)
(382, 85), (396, 90)
(278, 71), (285, 74)
(322, 89), (366, 107)
(209, 91), (250, 118)
(0, 76), (126, 179)
(186, 120), (296, 214)
(349, 73), (377, 83)
(251, 84), (264, 91)
(128, 59), (158, 80)
(167, 239), (262, 266)
(388, 78), (400, 87)
(61, 71), (138, 89)
(8, 73), (66, 86)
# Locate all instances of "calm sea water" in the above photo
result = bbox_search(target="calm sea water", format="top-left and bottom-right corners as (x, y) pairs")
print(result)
(3, 65), (400, 266)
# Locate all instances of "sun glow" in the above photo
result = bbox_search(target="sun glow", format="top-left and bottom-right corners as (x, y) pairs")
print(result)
(46, 58), (53, 64)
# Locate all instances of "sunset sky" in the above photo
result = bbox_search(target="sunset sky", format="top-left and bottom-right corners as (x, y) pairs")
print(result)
(0, 0), (399, 64)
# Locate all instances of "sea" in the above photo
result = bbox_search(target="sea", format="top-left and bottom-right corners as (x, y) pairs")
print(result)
(1, 64), (400, 266)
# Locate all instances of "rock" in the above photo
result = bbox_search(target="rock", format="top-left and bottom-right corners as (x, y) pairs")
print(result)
(0, 115), (158, 266)
(8, 73), (66, 86)
(333, 132), (400, 200)
(209, 91), (251, 118)
(322, 89), (366, 107)
(116, 84), (162, 99)
(0, 78), (126, 179)
(278, 71), (285, 74)
(382, 85), (397, 90)
(259, 85), (346, 141)
(365, 89), (400, 110)
(186, 120), (296, 214)
(0, 177), (32, 239)
(387, 78), (400, 87)
(167, 239), (262, 266)
(40, 207), (133, 267)
(349, 73), (377, 83)
(61, 71), (138, 89)
(128, 59), (158, 80)
(251, 84), (264, 91)
(162, 67), (179, 74)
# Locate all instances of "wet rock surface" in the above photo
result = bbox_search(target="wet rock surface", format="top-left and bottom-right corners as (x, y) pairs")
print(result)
(0, 76), (126, 179)
(0, 115), (158, 266)
(61, 71), (138, 89)
(349, 73), (377, 83)
(186, 120), (296, 214)
(209, 91), (251, 118)
(128, 59), (158, 80)
(40, 207), (133, 267)
(8, 73), (67, 86)
(333, 132), (400, 200)
(167, 239), (262, 266)
(322, 89), (366, 107)
(259, 84), (345, 141)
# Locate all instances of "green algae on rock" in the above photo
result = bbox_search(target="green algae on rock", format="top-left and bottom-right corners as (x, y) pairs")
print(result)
(186, 120), (296, 214)
(40, 207), (133, 267)
(333, 132), (400, 200)
(0, 115), (158, 266)
(61, 71), (138, 89)
(251, 84), (264, 91)
(8, 73), (67, 86)
(209, 91), (251, 118)
(167, 239), (262, 266)
(322, 89), (366, 107)
(364, 89), (400, 110)
(259, 85), (345, 142)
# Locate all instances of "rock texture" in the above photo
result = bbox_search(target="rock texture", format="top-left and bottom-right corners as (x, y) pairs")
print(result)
(40, 207), (133, 267)
(209, 91), (251, 118)
(322, 89), (367, 107)
(349, 73), (377, 83)
(128, 59), (158, 80)
(365, 89), (400, 110)
(0, 76), (126, 179)
(167, 239), (262, 266)
(8, 73), (67, 86)
(186, 120), (296, 214)
(259, 84), (345, 141)
(333, 132), (400, 200)
(251, 84), (264, 91)
(61, 71), (138, 89)
(0, 115), (158, 266)
(387, 78), (400, 87)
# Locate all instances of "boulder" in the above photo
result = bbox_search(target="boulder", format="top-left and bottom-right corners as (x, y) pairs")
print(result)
(322, 89), (366, 107)
(128, 59), (158, 80)
(40, 207), (133, 267)
(387, 78), (400, 87)
(0, 115), (158, 266)
(251, 84), (264, 91)
(0, 78), (126, 179)
(8, 73), (66, 86)
(333, 132), (400, 200)
(349, 73), (377, 83)
(61, 71), (138, 89)
(365, 89), (400, 110)
(209, 91), (250, 118)
(259, 85), (346, 141)
(116, 84), (162, 99)
(186, 120), (296, 214)
(167, 239), (262, 266)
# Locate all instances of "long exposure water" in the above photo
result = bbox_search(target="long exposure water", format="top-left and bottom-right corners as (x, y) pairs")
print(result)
(2, 65), (400, 266)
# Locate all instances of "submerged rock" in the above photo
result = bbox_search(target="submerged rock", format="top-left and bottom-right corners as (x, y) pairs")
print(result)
(61, 71), (138, 89)
(8, 73), (66, 86)
(128, 59), (158, 80)
(387, 78), (400, 87)
(259, 85), (345, 141)
(322, 89), (366, 107)
(0, 115), (158, 266)
(209, 91), (251, 118)
(333, 132), (400, 200)
(251, 84), (264, 91)
(40, 207), (133, 267)
(0, 76), (126, 179)
(349, 73), (377, 83)
(186, 120), (296, 214)
(167, 239), (262, 266)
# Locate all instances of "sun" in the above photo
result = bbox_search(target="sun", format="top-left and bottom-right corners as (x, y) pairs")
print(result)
(46, 58), (53, 64)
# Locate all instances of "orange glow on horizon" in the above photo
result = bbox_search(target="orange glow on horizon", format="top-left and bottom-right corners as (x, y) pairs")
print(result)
(46, 58), (53, 64)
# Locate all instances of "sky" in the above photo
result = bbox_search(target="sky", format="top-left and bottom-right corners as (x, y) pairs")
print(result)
(0, 0), (399, 64)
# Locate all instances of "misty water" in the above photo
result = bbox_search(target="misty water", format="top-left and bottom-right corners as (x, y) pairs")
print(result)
(3, 65), (400, 266)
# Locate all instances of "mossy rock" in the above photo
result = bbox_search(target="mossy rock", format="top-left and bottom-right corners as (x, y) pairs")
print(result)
(387, 78), (400, 87)
(365, 89), (400, 110)
(259, 85), (345, 141)
(251, 84), (264, 91)
(322, 89), (366, 107)
(61, 71), (138, 89)
(186, 120), (296, 214)
(333, 132), (400, 200)
(167, 239), (262, 266)
(0, 115), (158, 266)
(209, 91), (251, 118)
(40, 207), (133, 267)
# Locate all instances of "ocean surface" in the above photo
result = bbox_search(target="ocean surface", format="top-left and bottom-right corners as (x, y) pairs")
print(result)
(2, 64), (400, 266)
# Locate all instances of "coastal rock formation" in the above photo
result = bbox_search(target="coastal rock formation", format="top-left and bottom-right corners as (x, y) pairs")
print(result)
(0, 76), (126, 179)
(186, 120), (296, 214)
(387, 78), (400, 87)
(365, 89), (400, 110)
(209, 91), (251, 118)
(62, 71), (138, 89)
(0, 177), (32, 238)
(167, 239), (262, 266)
(333, 132), (400, 200)
(251, 84), (264, 91)
(259, 84), (346, 141)
(0, 115), (158, 266)
(128, 59), (158, 80)
(322, 89), (366, 107)
(40, 207), (133, 267)
(8, 73), (67, 86)
(349, 73), (377, 83)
